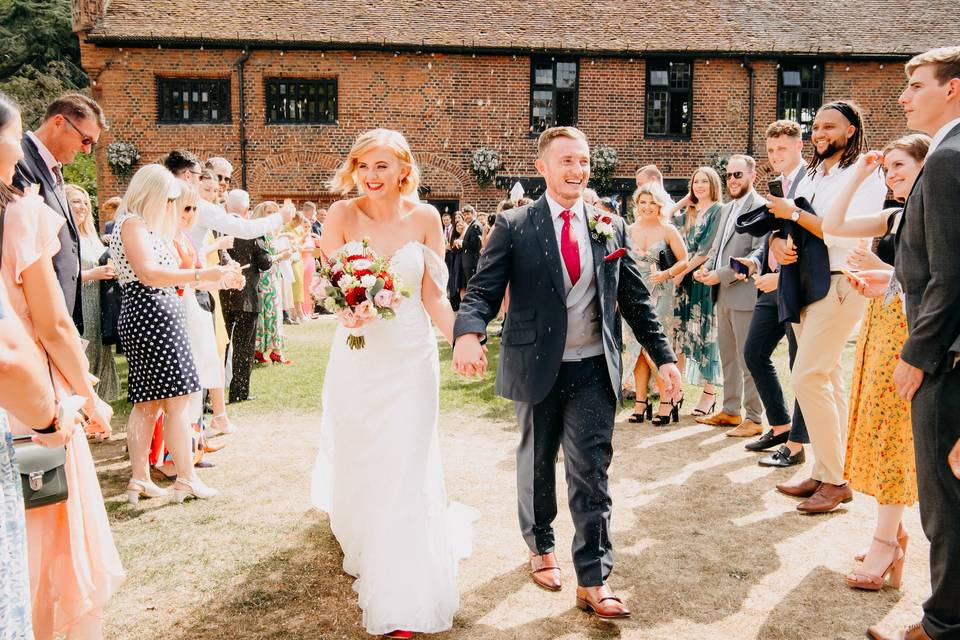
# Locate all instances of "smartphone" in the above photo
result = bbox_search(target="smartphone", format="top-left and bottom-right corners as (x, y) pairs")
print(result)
(839, 267), (865, 287)
(767, 178), (784, 198)
(729, 256), (751, 276)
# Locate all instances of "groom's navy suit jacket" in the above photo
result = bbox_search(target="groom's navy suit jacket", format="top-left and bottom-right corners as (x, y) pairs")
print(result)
(453, 196), (675, 404)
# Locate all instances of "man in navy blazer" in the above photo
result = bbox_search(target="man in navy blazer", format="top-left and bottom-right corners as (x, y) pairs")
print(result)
(13, 94), (105, 334)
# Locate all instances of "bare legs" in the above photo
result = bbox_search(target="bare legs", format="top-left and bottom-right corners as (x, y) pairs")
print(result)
(859, 504), (907, 578)
(126, 393), (208, 494)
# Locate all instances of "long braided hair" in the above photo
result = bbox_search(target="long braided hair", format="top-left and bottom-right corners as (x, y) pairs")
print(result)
(807, 100), (867, 177)
(0, 92), (23, 212)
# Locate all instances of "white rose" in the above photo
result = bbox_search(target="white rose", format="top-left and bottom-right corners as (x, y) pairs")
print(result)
(351, 258), (373, 271)
(596, 222), (613, 235)
(359, 274), (377, 289)
(338, 275), (357, 291)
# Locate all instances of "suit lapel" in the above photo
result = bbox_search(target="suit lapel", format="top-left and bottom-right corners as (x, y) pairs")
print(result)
(23, 136), (76, 234)
(530, 196), (567, 303)
(897, 166), (924, 244)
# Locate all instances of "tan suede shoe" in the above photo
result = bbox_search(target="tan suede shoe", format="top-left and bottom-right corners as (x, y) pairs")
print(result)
(725, 419), (763, 437)
(694, 411), (742, 426)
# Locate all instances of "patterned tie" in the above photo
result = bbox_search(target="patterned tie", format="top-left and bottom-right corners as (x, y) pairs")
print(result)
(559, 209), (581, 286)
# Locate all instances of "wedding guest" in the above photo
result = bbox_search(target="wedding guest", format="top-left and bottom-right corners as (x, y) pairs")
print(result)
(299, 215), (320, 318)
(13, 93), (106, 334)
(449, 218), (467, 303)
(773, 101), (887, 513)
(866, 46), (960, 640)
(252, 201), (293, 365)
(460, 204), (482, 286)
(635, 164), (665, 190)
(672, 167), (724, 416)
(623, 183), (688, 424)
(822, 134), (929, 593)
(0, 91), (123, 639)
(739, 121), (810, 466)
(220, 190), (272, 403)
(67, 183), (121, 402)
(693, 155), (765, 436)
(111, 164), (237, 504)
(197, 170), (232, 366)
(100, 195), (121, 235)
(582, 187), (601, 208)
(312, 206), (327, 236)
(205, 156), (233, 202)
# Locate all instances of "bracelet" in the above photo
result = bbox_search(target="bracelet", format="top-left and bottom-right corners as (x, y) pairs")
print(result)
(194, 269), (201, 283)
(33, 407), (59, 435)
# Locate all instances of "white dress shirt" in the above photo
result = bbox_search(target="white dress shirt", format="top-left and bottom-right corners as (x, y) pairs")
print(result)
(184, 199), (284, 250)
(928, 116), (960, 156)
(794, 157), (887, 271)
(545, 192), (590, 287)
(26, 131), (62, 181)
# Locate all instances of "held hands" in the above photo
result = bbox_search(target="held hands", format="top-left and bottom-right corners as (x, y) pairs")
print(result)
(893, 360), (924, 402)
(846, 269), (892, 299)
(452, 333), (488, 379)
(769, 236), (798, 265)
(658, 363), (683, 396)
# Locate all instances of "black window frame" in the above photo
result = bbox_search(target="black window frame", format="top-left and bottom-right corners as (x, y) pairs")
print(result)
(529, 56), (580, 136)
(776, 60), (824, 139)
(264, 77), (338, 125)
(156, 77), (232, 124)
(644, 58), (693, 139)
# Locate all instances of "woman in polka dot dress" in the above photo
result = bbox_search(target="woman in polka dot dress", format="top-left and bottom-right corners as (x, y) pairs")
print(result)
(110, 165), (241, 504)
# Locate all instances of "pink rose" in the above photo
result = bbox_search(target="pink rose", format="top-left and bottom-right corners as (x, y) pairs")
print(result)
(390, 291), (405, 309)
(373, 289), (394, 308)
(355, 300), (378, 322)
(337, 309), (362, 329)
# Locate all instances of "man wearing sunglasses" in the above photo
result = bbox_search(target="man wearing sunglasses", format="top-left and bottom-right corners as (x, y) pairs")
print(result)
(13, 93), (105, 334)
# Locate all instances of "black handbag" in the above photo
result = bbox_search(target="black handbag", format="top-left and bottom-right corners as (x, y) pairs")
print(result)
(657, 246), (678, 272)
(12, 435), (69, 509)
(98, 249), (123, 347)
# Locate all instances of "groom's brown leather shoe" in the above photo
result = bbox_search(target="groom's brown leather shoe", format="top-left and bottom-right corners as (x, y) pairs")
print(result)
(796, 482), (853, 513)
(575, 584), (631, 619)
(694, 411), (742, 426)
(529, 551), (562, 591)
(776, 477), (821, 498)
(867, 622), (931, 640)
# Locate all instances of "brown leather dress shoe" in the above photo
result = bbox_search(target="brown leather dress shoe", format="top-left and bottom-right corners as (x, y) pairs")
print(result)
(694, 411), (742, 426)
(866, 622), (931, 640)
(529, 551), (562, 591)
(797, 482), (853, 513)
(776, 477), (821, 498)
(725, 419), (763, 437)
(576, 584), (631, 619)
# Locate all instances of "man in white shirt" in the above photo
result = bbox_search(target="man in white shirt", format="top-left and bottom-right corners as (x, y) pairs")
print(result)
(770, 101), (887, 513)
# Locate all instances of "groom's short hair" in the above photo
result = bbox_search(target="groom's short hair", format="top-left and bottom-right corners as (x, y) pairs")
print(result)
(537, 126), (588, 157)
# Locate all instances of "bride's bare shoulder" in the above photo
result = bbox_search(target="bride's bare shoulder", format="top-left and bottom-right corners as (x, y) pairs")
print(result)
(407, 200), (441, 225)
(327, 198), (359, 222)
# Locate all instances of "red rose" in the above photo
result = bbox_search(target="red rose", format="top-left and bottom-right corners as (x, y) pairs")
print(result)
(353, 268), (373, 279)
(345, 287), (366, 306)
(331, 271), (343, 285)
(600, 215), (612, 224)
(346, 254), (366, 261)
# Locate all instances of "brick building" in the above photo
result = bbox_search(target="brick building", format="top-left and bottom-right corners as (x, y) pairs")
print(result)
(72, 0), (960, 212)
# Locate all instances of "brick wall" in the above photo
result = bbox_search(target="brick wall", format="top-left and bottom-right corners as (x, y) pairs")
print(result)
(79, 38), (910, 211)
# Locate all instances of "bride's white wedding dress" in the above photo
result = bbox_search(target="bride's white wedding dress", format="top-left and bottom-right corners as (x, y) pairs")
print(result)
(311, 240), (476, 635)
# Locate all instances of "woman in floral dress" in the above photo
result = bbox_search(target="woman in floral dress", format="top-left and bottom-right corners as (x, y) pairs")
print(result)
(253, 201), (291, 365)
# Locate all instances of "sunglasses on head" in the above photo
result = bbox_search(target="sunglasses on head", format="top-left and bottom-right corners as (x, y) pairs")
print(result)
(62, 117), (96, 147)
(725, 171), (745, 180)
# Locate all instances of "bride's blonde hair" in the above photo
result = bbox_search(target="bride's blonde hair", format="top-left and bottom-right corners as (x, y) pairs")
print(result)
(329, 128), (421, 197)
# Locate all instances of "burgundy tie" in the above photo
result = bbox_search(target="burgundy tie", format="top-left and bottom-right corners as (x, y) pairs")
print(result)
(559, 209), (581, 286)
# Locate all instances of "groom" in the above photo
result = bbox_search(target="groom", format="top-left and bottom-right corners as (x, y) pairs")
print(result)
(453, 126), (680, 618)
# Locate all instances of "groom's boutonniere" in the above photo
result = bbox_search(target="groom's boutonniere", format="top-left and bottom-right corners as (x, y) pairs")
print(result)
(588, 211), (614, 243)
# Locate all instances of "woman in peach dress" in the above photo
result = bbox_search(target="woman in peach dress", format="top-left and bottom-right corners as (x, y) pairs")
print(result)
(0, 93), (124, 639)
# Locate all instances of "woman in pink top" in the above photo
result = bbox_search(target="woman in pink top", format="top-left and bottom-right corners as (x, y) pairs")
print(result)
(0, 92), (124, 639)
(299, 215), (320, 318)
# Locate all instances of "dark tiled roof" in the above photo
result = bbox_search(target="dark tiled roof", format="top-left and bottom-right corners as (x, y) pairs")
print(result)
(82, 0), (957, 57)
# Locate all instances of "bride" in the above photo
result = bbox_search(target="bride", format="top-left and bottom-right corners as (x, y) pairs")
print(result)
(310, 129), (476, 639)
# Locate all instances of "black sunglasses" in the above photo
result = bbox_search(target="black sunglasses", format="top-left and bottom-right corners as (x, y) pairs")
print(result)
(183, 205), (197, 212)
(216, 174), (231, 184)
(62, 117), (96, 147)
(725, 171), (745, 180)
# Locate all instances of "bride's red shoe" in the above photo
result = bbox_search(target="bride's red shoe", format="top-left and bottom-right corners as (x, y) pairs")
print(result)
(384, 632), (413, 639)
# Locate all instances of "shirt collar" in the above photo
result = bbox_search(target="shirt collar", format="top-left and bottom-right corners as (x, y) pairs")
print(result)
(929, 116), (960, 156)
(545, 192), (585, 221)
(781, 161), (806, 184)
(26, 131), (61, 175)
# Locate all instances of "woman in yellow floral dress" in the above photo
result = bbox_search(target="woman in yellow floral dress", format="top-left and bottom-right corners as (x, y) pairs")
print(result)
(823, 133), (930, 592)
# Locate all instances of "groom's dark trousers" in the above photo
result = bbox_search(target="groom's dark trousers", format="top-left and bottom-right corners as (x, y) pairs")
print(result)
(454, 196), (674, 588)
(515, 354), (616, 586)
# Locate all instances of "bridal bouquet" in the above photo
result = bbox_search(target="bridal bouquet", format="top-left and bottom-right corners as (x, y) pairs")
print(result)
(318, 239), (409, 350)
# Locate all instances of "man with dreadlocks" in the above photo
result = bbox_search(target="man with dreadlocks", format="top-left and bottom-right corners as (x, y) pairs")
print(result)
(767, 100), (887, 513)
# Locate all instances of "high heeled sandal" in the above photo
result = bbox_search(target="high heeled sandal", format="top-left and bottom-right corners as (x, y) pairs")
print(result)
(845, 536), (905, 591)
(627, 400), (653, 423)
(174, 478), (219, 503)
(253, 351), (269, 364)
(207, 413), (237, 436)
(127, 479), (167, 505)
(270, 352), (293, 365)
(691, 390), (716, 417)
(856, 523), (908, 562)
(652, 393), (684, 426)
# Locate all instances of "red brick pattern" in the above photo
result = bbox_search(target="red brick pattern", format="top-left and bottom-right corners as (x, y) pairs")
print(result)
(79, 40), (913, 210)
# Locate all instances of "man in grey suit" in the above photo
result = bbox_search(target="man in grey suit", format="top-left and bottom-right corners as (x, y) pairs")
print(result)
(13, 94), (105, 334)
(867, 46), (960, 640)
(694, 154), (765, 436)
